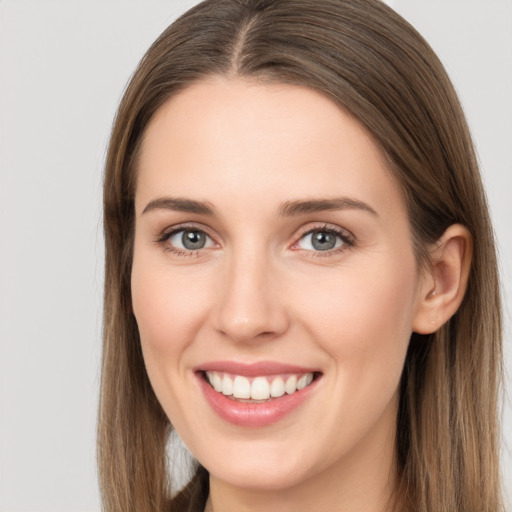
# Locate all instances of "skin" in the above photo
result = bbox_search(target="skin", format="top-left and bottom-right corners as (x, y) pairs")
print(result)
(131, 77), (471, 512)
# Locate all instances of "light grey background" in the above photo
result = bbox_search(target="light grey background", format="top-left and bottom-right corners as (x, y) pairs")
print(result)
(0, 1), (510, 510)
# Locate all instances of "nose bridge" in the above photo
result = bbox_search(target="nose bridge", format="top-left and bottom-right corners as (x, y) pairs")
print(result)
(213, 242), (289, 342)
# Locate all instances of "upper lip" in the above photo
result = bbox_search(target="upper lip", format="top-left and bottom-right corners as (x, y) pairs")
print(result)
(194, 360), (320, 377)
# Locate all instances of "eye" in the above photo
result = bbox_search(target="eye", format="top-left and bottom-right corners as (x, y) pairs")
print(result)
(297, 228), (346, 252)
(167, 229), (214, 251)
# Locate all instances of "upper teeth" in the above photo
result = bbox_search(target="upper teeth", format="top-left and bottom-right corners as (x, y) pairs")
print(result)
(205, 371), (314, 400)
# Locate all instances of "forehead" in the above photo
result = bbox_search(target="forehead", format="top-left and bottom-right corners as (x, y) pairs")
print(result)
(135, 77), (406, 221)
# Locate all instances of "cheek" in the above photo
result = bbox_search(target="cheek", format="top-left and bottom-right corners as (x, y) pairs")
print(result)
(131, 255), (211, 358)
(284, 255), (418, 458)
(296, 254), (418, 385)
(130, 254), (212, 423)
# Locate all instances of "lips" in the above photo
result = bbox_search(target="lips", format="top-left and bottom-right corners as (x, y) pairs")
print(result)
(195, 361), (321, 427)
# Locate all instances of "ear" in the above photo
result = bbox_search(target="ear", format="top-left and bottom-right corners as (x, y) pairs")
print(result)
(412, 224), (472, 334)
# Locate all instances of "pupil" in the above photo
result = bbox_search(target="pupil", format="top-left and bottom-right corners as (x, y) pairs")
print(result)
(182, 230), (206, 250)
(312, 231), (336, 251)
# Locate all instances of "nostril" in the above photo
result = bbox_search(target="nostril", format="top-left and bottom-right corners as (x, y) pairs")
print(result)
(258, 331), (277, 338)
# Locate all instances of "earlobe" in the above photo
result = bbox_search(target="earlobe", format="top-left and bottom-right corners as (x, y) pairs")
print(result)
(412, 224), (472, 334)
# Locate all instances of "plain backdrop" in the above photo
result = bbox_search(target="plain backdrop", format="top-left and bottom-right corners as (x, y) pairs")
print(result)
(0, 1), (510, 510)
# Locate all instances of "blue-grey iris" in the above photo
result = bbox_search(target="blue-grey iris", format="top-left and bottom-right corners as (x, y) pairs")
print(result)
(312, 231), (337, 251)
(182, 230), (206, 250)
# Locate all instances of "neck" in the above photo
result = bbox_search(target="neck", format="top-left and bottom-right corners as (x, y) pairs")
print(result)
(204, 421), (399, 512)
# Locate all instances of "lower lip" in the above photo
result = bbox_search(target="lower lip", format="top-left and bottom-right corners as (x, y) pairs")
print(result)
(197, 373), (319, 427)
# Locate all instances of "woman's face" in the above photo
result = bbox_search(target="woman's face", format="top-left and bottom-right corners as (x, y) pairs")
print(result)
(132, 78), (427, 494)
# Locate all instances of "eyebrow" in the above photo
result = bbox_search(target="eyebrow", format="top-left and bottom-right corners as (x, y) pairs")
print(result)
(278, 197), (378, 217)
(142, 197), (215, 215)
(141, 195), (378, 218)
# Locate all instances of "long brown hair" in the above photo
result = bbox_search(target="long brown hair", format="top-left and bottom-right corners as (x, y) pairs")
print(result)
(98, 1), (503, 510)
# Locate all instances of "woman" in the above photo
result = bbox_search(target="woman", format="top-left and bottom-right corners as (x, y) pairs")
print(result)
(98, 1), (504, 511)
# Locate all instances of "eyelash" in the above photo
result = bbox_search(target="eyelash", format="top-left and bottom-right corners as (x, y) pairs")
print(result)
(155, 223), (355, 259)
(292, 224), (355, 258)
(156, 223), (213, 257)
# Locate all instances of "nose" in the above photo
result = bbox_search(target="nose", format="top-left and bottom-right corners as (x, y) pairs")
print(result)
(212, 250), (290, 343)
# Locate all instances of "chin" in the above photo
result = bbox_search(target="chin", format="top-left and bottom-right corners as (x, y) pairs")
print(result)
(208, 461), (309, 492)
(192, 434), (325, 493)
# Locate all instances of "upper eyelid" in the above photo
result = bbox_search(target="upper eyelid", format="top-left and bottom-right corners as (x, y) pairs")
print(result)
(293, 223), (355, 241)
(159, 222), (216, 239)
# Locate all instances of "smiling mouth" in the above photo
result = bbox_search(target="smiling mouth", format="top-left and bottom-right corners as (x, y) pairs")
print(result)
(203, 371), (318, 402)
